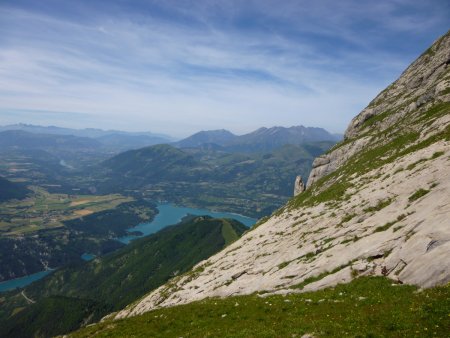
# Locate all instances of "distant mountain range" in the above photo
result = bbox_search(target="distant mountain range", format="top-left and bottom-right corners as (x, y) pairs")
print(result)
(0, 130), (101, 150)
(174, 129), (236, 148)
(0, 129), (171, 157)
(0, 123), (342, 154)
(0, 123), (173, 140)
(0, 124), (174, 152)
(174, 126), (342, 152)
(0, 124), (340, 210)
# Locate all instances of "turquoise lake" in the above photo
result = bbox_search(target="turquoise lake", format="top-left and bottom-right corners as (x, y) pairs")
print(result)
(0, 270), (53, 292)
(81, 253), (96, 261)
(117, 203), (256, 244)
(0, 203), (257, 292)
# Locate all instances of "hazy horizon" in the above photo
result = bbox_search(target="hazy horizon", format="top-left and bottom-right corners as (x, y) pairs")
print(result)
(1, 0), (449, 137)
(0, 121), (347, 140)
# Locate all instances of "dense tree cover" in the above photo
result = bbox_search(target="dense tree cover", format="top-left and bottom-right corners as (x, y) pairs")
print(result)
(0, 216), (246, 338)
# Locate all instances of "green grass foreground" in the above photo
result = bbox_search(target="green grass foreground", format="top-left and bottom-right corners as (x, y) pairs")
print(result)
(70, 277), (450, 337)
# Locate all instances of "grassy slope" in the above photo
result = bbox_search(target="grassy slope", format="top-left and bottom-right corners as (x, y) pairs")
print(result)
(2, 296), (109, 338)
(70, 277), (450, 337)
(288, 94), (450, 212)
(0, 216), (247, 338)
(285, 30), (450, 213)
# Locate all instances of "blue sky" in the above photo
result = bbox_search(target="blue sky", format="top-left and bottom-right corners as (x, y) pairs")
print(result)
(0, 0), (449, 137)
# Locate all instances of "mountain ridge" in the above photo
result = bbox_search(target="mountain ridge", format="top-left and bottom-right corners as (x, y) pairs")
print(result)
(0, 128), (171, 154)
(174, 129), (236, 148)
(0, 130), (102, 150)
(0, 123), (173, 140)
(175, 125), (340, 152)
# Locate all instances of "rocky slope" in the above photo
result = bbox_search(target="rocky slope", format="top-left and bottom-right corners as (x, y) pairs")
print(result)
(115, 31), (450, 319)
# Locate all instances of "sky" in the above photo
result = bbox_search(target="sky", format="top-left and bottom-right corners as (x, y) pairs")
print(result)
(0, 0), (449, 137)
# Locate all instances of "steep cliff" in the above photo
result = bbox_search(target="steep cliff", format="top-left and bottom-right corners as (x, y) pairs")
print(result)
(115, 31), (450, 319)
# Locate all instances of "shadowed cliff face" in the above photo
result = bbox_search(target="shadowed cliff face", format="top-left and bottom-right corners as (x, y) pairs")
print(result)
(115, 30), (450, 319)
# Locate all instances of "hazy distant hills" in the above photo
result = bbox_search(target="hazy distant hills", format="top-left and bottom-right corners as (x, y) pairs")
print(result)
(227, 126), (341, 152)
(95, 125), (340, 217)
(0, 130), (102, 150)
(174, 129), (236, 148)
(0, 124), (339, 207)
(0, 131), (110, 189)
(0, 124), (173, 152)
(99, 142), (334, 217)
(101, 143), (318, 188)
(95, 133), (171, 152)
(0, 123), (341, 154)
(0, 127), (169, 155)
(0, 123), (172, 140)
(103, 144), (198, 181)
(175, 125), (341, 153)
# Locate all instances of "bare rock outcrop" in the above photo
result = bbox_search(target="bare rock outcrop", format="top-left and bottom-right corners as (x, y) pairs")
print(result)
(306, 136), (371, 188)
(294, 175), (305, 196)
(307, 31), (450, 188)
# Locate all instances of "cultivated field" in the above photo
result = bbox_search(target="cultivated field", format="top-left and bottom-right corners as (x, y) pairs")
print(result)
(0, 187), (133, 235)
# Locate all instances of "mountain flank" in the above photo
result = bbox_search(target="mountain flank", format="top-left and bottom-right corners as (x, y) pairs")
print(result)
(115, 30), (450, 319)
(72, 277), (450, 337)
(97, 143), (332, 217)
(174, 129), (236, 148)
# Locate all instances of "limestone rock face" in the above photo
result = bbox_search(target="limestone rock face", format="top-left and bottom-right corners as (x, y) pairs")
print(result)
(294, 175), (305, 196)
(307, 31), (450, 188)
(306, 136), (371, 188)
(114, 30), (450, 320)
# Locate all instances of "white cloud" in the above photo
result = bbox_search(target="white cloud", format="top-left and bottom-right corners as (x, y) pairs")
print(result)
(0, 1), (448, 137)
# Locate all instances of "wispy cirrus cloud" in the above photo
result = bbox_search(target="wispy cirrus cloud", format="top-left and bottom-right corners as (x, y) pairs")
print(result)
(0, 0), (448, 136)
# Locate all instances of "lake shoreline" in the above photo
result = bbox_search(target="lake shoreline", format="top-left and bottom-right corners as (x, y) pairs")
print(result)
(0, 203), (256, 292)
(117, 203), (256, 244)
